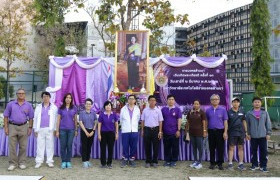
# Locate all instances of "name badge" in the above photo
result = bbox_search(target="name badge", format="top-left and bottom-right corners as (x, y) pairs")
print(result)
(238, 113), (243, 116)
(173, 112), (176, 116)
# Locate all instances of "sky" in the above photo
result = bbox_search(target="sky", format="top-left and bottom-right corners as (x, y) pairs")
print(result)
(64, 0), (254, 27)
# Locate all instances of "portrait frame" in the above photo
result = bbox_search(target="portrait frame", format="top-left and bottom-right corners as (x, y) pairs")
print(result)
(114, 30), (149, 93)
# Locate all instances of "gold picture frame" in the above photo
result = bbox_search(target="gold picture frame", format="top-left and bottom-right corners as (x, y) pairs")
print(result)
(114, 30), (150, 93)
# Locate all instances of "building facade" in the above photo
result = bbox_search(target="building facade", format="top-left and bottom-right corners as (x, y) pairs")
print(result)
(176, 4), (254, 94)
(268, 0), (280, 89)
(176, 1), (280, 94)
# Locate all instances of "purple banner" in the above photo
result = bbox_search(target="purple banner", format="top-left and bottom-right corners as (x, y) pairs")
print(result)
(153, 60), (226, 106)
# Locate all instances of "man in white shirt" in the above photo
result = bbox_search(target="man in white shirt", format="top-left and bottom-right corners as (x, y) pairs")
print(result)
(120, 94), (140, 168)
(33, 92), (58, 168)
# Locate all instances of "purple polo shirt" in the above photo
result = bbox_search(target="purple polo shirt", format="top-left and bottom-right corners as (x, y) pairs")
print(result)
(161, 106), (182, 135)
(79, 110), (97, 129)
(127, 105), (134, 120)
(4, 100), (34, 124)
(206, 106), (228, 129)
(141, 106), (163, 127)
(98, 111), (119, 132)
(40, 104), (50, 128)
(58, 106), (77, 130)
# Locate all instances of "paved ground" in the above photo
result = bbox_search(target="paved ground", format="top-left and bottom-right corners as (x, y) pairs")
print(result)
(0, 154), (279, 180)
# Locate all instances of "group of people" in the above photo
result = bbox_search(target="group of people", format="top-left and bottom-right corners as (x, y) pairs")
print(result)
(3, 88), (272, 173)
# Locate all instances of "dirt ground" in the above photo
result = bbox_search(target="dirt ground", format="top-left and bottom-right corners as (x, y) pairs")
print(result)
(0, 153), (279, 180)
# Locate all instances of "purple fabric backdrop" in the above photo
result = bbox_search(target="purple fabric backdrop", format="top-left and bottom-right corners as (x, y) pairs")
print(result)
(0, 128), (251, 163)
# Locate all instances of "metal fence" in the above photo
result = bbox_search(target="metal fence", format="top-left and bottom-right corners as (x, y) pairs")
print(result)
(0, 71), (48, 112)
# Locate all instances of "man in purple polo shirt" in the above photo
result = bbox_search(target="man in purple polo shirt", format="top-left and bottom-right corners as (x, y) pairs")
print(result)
(141, 95), (163, 168)
(161, 94), (182, 167)
(206, 94), (228, 170)
(4, 88), (34, 171)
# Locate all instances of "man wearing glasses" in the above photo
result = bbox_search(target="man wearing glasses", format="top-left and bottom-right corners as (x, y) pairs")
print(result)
(120, 94), (141, 167)
(206, 94), (228, 170)
(4, 88), (34, 171)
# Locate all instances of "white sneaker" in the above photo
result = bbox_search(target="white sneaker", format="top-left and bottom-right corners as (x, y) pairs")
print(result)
(35, 163), (42, 169)
(8, 165), (16, 171)
(19, 164), (27, 169)
(190, 162), (197, 168)
(47, 163), (54, 168)
(194, 163), (203, 169)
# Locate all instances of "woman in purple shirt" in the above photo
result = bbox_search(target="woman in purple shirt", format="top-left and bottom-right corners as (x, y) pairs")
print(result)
(56, 93), (78, 169)
(98, 101), (119, 168)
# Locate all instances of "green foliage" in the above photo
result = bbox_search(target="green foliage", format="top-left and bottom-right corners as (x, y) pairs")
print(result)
(32, 0), (84, 27)
(0, 76), (14, 99)
(33, 23), (87, 70)
(250, 0), (274, 98)
(199, 44), (212, 57)
(93, 0), (189, 57)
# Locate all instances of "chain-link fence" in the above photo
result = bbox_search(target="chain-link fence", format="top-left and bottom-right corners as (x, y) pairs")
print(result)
(0, 71), (48, 112)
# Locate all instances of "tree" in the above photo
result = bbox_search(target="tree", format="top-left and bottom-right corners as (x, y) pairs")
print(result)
(199, 44), (212, 57)
(250, 0), (274, 98)
(33, 23), (87, 71)
(0, 0), (33, 103)
(272, 24), (280, 36)
(32, 0), (86, 70)
(0, 76), (14, 99)
(91, 0), (189, 56)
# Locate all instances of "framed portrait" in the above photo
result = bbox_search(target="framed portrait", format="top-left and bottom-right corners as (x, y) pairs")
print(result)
(115, 30), (149, 93)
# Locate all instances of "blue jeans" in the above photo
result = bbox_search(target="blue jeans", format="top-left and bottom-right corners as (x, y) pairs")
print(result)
(122, 132), (138, 160)
(59, 129), (75, 162)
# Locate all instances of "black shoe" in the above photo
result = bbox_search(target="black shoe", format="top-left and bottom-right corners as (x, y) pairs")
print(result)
(163, 162), (171, 167)
(145, 163), (150, 168)
(151, 163), (158, 168)
(120, 160), (128, 168)
(129, 160), (136, 167)
(209, 164), (215, 169)
(218, 165), (224, 170)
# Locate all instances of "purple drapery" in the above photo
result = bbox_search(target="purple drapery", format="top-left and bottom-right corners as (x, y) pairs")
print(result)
(0, 128), (251, 162)
(55, 63), (86, 106)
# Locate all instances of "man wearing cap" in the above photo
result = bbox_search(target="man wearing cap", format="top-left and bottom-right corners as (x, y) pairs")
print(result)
(4, 88), (34, 171)
(227, 97), (247, 171)
(206, 94), (228, 170)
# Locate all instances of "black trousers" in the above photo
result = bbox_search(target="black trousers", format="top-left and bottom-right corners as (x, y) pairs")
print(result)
(100, 131), (115, 166)
(208, 129), (225, 166)
(144, 126), (160, 164)
(127, 59), (139, 88)
(81, 129), (94, 162)
(163, 134), (179, 162)
(251, 137), (268, 168)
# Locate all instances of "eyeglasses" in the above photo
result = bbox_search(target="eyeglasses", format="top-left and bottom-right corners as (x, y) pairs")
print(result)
(17, 93), (25, 95)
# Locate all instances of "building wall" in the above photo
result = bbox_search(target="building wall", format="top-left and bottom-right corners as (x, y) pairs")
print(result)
(268, 0), (280, 88)
(175, 2), (280, 94)
(176, 4), (254, 94)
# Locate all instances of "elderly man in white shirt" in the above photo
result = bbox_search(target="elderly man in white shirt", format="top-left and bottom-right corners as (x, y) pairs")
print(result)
(120, 94), (140, 168)
(33, 92), (58, 168)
